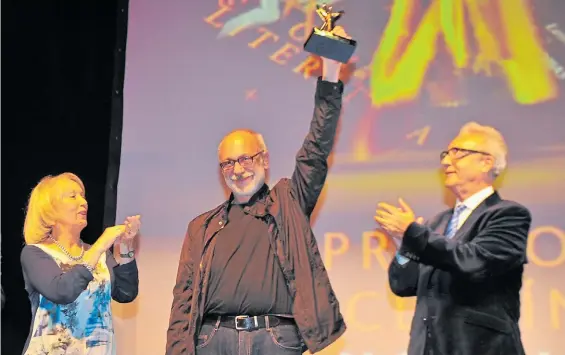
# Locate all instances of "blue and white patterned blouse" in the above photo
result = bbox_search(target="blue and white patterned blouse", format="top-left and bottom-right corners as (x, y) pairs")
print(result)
(21, 244), (138, 355)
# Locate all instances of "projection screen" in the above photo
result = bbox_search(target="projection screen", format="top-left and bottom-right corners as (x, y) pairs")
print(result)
(115, 1), (565, 354)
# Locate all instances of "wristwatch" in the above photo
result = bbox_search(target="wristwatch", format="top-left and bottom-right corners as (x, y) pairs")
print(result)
(120, 250), (135, 258)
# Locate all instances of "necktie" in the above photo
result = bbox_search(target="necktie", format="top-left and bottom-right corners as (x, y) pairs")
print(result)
(445, 204), (467, 239)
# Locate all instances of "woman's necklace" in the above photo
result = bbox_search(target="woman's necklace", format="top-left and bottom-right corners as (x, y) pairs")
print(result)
(49, 236), (85, 261)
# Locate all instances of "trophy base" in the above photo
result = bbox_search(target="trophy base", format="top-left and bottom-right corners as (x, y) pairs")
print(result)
(304, 28), (357, 64)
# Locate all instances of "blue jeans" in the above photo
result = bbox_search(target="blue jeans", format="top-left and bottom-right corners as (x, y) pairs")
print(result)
(196, 319), (304, 355)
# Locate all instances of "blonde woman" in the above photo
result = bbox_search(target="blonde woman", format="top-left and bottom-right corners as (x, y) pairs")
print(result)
(20, 173), (140, 355)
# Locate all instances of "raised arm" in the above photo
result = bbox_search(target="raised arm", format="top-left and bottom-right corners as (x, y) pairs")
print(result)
(166, 225), (196, 355)
(21, 245), (94, 304)
(291, 77), (343, 217)
(106, 251), (139, 303)
(400, 204), (531, 282)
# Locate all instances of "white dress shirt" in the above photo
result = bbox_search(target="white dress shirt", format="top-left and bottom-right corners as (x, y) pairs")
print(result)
(454, 186), (495, 229)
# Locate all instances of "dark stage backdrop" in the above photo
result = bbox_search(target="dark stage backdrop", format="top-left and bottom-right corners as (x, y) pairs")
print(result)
(115, 1), (565, 355)
(1, 2), (128, 354)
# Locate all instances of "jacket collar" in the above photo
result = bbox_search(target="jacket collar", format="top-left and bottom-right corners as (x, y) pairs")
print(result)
(206, 184), (271, 226)
(227, 183), (270, 207)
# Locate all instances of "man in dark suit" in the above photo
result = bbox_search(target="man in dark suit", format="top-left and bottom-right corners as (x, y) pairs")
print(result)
(375, 122), (532, 355)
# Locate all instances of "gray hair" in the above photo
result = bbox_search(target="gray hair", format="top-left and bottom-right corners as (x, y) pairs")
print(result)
(459, 122), (507, 177)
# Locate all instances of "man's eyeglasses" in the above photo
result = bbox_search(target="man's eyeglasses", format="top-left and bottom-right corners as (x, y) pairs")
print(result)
(219, 151), (264, 172)
(440, 148), (489, 162)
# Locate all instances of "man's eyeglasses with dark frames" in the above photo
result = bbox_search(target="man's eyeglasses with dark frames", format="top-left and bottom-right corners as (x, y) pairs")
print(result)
(220, 151), (264, 172)
(439, 148), (490, 162)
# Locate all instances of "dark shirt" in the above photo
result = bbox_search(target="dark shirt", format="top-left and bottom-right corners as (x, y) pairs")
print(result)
(204, 202), (293, 316)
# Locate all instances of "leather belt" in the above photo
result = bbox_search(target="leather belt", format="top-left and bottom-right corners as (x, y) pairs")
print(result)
(203, 315), (295, 331)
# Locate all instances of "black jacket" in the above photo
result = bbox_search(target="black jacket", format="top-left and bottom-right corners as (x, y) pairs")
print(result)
(390, 192), (531, 355)
(166, 77), (346, 355)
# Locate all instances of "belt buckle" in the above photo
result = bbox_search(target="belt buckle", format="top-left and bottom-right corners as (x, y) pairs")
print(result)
(235, 315), (248, 330)
(234, 315), (259, 331)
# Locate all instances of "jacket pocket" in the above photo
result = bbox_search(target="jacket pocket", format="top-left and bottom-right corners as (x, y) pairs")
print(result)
(461, 310), (511, 334)
(196, 324), (219, 349)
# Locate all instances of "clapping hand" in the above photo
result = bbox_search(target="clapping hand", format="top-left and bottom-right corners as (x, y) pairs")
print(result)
(119, 215), (141, 250)
(86, 224), (129, 267)
(98, 225), (127, 251)
(123, 215), (141, 240)
(375, 199), (422, 239)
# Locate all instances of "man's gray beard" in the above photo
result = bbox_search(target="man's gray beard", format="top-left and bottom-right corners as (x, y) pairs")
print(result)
(225, 176), (264, 199)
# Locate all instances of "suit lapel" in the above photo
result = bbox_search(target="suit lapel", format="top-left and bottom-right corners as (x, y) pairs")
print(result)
(436, 212), (452, 236)
(452, 191), (502, 242)
(419, 192), (502, 289)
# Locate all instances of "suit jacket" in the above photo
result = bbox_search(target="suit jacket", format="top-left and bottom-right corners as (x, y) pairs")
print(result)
(389, 192), (532, 355)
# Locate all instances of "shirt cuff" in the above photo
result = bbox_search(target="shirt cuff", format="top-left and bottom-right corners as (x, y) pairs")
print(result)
(395, 253), (410, 265)
(402, 222), (428, 255)
(115, 259), (138, 270)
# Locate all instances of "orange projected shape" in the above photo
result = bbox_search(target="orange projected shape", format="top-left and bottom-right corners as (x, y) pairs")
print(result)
(550, 289), (565, 330)
(283, 0), (316, 16)
(248, 27), (280, 48)
(245, 89), (258, 100)
(406, 125), (431, 146)
(341, 56), (373, 104)
(353, 65), (371, 81)
(283, 0), (317, 34)
(293, 55), (322, 79)
(343, 85), (371, 104)
(282, 0), (302, 17)
(218, 0), (249, 6)
(205, 6), (232, 28)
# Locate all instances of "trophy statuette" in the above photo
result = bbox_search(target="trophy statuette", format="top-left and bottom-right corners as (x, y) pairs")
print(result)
(303, 4), (357, 63)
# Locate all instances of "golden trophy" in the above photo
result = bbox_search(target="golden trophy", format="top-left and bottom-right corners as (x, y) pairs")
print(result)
(303, 4), (357, 63)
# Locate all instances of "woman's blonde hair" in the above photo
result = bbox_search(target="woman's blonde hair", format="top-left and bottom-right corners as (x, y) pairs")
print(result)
(23, 172), (85, 245)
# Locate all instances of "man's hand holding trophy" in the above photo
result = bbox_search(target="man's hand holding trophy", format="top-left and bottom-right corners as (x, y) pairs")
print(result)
(303, 3), (357, 64)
